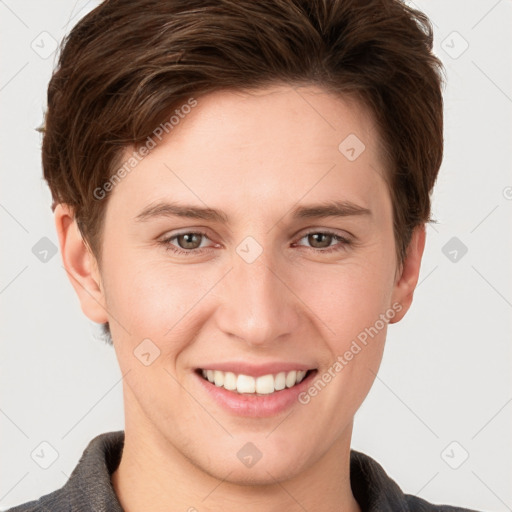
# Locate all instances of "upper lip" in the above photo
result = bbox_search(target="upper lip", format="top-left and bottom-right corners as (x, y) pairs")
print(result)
(196, 362), (316, 378)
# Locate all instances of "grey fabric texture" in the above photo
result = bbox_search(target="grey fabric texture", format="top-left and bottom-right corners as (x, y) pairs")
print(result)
(6, 431), (479, 511)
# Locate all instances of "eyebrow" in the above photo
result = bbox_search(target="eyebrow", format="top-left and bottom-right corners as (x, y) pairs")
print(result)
(135, 200), (371, 224)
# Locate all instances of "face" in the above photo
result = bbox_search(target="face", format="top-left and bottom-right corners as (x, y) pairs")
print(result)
(67, 84), (420, 484)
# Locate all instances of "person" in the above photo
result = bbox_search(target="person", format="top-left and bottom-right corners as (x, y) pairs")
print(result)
(7, 0), (480, 510)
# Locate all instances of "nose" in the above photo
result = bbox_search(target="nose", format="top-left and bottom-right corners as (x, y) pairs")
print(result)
(214, 247), (301, 348)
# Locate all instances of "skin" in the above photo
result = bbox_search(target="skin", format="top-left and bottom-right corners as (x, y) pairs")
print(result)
(55, 84), (425, 512)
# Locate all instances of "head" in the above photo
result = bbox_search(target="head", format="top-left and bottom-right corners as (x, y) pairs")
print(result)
(47, 0), (443, 485)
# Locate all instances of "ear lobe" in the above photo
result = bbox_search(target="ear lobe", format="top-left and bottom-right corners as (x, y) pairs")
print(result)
(389, 225), (426, 324)
(54, 204), (108, 324)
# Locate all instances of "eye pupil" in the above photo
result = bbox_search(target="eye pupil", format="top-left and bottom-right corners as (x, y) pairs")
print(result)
(179, 233), (201, 249)
(309, 233), (332, 248)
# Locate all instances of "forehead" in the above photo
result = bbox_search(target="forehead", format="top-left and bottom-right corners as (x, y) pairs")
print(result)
(169, 84), (381, 164)
(107, 84), (390, 224)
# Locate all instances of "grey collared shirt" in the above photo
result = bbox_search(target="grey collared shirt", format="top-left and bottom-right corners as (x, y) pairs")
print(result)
(6, 431), (479, 511)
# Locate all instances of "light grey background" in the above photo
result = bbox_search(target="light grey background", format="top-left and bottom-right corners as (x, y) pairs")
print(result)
(1, 1), (511, 510)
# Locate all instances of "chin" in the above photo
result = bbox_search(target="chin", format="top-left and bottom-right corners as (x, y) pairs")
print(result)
(195, 438), (312, 486)
(213, 458), (306, 486)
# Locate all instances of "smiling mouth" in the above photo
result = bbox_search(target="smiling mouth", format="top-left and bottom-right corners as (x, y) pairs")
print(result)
(196, 368), (316, 395)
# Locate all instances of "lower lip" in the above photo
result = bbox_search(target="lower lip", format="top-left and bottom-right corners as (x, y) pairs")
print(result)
(194, 370), (317, 417)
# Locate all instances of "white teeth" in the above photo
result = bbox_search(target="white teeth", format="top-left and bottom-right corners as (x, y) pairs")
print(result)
(255, 374), (275, 394)
(214, 370), (224, 387)
(223, 371), (237, 390)
(236, 374), (256, 393)
(200, 368), (310, 394)
(285, 370), (297, 388)
(274, 372), (286, 391)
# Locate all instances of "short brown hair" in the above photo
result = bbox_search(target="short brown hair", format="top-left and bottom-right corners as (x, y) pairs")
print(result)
(43, 0), (443, 268)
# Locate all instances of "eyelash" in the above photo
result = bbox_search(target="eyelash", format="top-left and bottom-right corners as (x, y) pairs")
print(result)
(159, 230), (352, 256)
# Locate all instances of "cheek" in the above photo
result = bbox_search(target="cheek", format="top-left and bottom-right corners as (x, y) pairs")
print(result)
(295, 265), (392, 426)
(292, 258), (394, 404)
(101, 252), (218, 355)
(293, 258), (394, 344)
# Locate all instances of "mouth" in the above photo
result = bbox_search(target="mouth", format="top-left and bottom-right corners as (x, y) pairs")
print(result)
(195, 368), (317, 396)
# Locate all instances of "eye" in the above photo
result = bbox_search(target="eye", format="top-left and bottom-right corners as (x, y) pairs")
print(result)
(159, 229), (352, 257)
(160, 230), (215, 256)
(294, 230), (352, 253)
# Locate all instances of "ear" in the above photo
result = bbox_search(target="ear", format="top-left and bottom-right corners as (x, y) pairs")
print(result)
(389, 225), (426, 324)
(54, 204), (108, 324)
